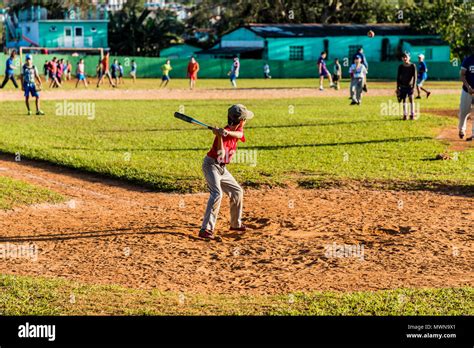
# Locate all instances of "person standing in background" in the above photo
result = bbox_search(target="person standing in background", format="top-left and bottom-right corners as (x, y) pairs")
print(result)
(333, 58), (342, 90)
(187, 56), (200, 90)
(396, 52), (417, 120)
(263, 63), (271, 79)
(228, 56), (240, 88)
(130, 60), (137, 83)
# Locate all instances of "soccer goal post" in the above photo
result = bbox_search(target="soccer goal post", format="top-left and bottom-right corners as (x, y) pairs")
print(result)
(18, 47), (104, 65)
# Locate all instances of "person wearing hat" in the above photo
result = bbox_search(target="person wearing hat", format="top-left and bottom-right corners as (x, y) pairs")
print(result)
(199, 104), (254, 241)
(416, 54), (431, 99)
(20, 54), (44, 116)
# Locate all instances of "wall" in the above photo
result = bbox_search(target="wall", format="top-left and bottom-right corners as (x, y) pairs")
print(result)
(38, 21), (108, 48)
(0, 54), (461, 79)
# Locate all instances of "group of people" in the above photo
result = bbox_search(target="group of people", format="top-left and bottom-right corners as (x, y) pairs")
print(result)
(317, 48), (433, 116)
(43, 57), (72, 88)
(161, 56), (272, 89)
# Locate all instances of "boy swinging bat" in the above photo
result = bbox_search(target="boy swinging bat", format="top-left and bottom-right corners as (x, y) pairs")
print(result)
(174, 105), (254, 241)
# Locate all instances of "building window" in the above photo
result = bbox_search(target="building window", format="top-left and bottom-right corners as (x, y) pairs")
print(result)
(348, 45), (361, 60)
(289, 46), (304, 60)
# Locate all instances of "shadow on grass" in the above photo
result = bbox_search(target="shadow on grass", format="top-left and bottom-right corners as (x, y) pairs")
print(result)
(51, 136), (432, 152)
(98, 118), (402, 133)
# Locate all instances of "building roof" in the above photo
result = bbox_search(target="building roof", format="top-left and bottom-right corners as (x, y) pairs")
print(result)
(404, 38), (447, 46)
(239, 23), (422, 38)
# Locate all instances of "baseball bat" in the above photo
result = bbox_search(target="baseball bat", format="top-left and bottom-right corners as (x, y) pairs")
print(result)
(174, 112), (213, 130)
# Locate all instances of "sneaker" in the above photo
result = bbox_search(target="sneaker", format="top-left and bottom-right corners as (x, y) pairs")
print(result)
(27, 110), (32, 116)
(350, 101), (357, 105)
(467, 136), (473, 142)
(415, 96), (421, 99)
(319, 86), (324, 91)
(426, 91), (431, 99)
(230, 224), (247, 232)
(36, 110), (45, 116)
(198, 229), (222, 241)
(362, 84), (368, 92)
(459, 130), (465, 139)
(409, 115), (415, 120)
(403, 115), (408, 120)
(356, 100), (361, 105)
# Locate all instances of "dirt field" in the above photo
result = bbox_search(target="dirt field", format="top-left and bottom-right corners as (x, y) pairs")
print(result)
(0, 87), (462, 101)
(0, 155), (472, 295)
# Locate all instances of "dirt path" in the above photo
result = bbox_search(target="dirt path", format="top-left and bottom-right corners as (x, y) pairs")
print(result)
(0, 87), (462, 101)
(0, 155), (472, 295)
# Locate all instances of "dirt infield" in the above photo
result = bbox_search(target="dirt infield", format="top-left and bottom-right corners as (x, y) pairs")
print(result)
(0, 87), (462, 101)
(0, 155), (472, 295)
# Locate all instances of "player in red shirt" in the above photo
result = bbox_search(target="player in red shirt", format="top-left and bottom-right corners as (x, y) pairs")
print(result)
(187, 56), (200, 90)
(199, 104), (254, 241)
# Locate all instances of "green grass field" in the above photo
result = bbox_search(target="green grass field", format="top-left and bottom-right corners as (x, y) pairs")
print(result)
(1, 274), (472, 315)
(0, 93), (471, 192)
(0, 176), (63, 209)
(0, 77), (462, 90)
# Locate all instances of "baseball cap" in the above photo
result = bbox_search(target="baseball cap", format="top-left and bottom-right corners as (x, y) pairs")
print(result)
(25, 54), (32, 60)
(228, 104), (254, 124)
(418, 53), (425, 59)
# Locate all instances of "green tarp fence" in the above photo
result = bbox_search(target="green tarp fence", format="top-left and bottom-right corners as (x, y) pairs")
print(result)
(0, 54), (461, 80)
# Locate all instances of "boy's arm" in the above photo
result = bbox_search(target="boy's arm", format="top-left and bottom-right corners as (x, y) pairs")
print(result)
(460, 68), (473, 94)
(412, 65), (417, 88)
(35, 68), (42, 87)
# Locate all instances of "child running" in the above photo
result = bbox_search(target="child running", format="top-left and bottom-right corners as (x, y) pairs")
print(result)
(20, 54), (44, 116)
(0, 50), (19, 89)
(75, 58), (88, 88)
(96, 52), (116, 88)
(317, 51), (335, 90)
(416, 54), (431, 99)
(199, 104), (254, 241)
(396, 52), (417, 120)
(160, 59), (172, 88)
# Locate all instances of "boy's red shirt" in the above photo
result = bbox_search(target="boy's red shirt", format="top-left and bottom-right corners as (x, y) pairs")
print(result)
(187, 62), (199, 76)
(207, 125), (245, 164)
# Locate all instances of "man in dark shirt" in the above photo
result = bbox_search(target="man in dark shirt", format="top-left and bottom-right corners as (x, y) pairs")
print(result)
(396, 52), (417, 120)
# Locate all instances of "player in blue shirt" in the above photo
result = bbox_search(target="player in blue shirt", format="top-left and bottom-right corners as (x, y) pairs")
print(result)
(20, 54), (44, 116)
(415, 54), (431, 99)
(458, 54), (474, 141)
(0, 50), (19, 89)
(317, 51), (335, 90)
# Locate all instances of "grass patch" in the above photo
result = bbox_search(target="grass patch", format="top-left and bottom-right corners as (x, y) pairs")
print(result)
(0, 274), (472, 315)
(0, 176), (63, 209)
(0, 94), (472, 193)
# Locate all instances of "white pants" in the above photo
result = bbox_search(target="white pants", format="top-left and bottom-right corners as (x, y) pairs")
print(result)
(459, 89), (473, 134)
(201, 156), (243, 231)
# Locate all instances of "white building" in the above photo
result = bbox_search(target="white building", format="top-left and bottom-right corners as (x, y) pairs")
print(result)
(91, 0), (128, 12)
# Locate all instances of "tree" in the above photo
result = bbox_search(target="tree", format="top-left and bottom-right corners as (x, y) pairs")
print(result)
(108, 0), (185, 56)
(404, 0), (473, 59)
